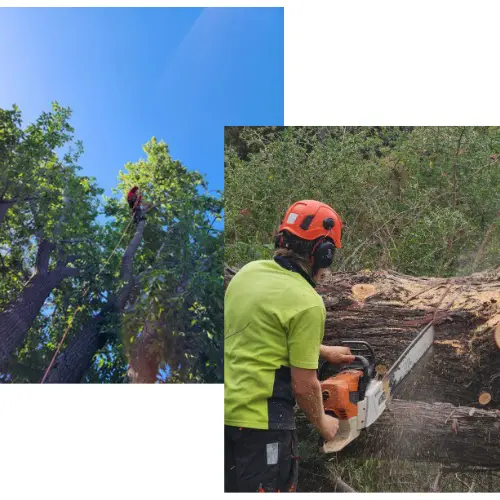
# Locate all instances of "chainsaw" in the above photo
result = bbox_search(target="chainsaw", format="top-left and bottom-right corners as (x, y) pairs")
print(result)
(318, 321), (435, 453)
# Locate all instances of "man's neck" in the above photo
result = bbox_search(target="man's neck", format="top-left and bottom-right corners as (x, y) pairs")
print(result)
(274, 255), (317, 288)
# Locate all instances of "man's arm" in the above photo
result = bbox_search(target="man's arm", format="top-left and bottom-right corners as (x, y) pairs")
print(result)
(291, 366), (338, 442)
(287, 307), (340, 441)
(319, 345), (355, 364)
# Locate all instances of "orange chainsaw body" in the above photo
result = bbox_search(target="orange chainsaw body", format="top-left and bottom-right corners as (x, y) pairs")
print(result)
(320, 370), (363, 420)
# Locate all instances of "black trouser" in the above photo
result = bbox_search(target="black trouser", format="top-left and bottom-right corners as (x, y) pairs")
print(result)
(224, 426), (299, 492)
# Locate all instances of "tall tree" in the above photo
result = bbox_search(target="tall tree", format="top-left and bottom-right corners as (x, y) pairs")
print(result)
(43, 138), (223, 383)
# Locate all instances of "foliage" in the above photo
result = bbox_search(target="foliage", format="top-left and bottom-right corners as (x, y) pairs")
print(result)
(225, 126), (500, 277)
(115, 138), (223, 383)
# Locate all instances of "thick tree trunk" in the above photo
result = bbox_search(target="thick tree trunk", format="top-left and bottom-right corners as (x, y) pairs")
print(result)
(225, 267), (500, 407)
(44, 220), (146, 383)
(297, 399), (500, 469)
(43, 305), (111, 384)
(0, 240), (79, 368)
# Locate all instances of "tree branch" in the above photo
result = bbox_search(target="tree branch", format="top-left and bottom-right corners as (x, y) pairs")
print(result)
(34, 240), (56, 276)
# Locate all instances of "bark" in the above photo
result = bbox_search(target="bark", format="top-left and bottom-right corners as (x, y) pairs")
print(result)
(225, 267), (500, 407)
(44, 219), (146, 383)
(297, 399), (500, 469)
(43, 304), (112, 383)
(0, 240), (79, 368)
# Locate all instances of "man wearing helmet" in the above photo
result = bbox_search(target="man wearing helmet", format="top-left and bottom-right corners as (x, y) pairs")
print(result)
(224, 200), (355, 493)
(127, 186), (143, 223)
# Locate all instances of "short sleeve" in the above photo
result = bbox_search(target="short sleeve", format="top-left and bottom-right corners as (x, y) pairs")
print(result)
(286, 305), (325, 369)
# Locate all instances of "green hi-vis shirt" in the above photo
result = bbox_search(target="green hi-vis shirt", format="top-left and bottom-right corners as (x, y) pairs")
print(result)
(224, 259), (326, 430)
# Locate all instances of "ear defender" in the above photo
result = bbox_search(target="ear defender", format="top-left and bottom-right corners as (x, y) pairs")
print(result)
(311, 238), (336, 272)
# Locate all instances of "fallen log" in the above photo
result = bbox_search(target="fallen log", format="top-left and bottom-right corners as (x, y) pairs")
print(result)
(296, 399), (500, 469)
(224, 266), (500, 407)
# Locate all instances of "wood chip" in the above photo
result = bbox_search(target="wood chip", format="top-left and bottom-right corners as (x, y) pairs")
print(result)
(478, 392), (492, 405)
(468, 408), (476, 417)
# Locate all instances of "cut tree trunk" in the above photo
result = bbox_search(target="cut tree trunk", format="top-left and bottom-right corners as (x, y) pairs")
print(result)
(225, 267), (500, 407)
(0, 240), (79, 368)
(225, 266), (500, 487)
(318, 270), (500, 407)
(44, 219), (146, 383)
(296, 399), (500, 469)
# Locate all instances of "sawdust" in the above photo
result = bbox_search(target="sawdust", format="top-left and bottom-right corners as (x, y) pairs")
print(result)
(434, 340), (466, 355)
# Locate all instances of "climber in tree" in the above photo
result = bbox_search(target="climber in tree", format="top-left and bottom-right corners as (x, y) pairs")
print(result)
(127, 186), (147, 223)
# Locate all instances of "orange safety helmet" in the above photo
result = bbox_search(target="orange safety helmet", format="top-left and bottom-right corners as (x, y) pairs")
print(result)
(279, 200), (342, 248)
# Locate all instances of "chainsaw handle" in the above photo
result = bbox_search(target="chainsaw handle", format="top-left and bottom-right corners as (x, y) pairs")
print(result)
(343, 354), (371, 378)
(317, 354), (370, 381)
(341, 340), (376, 366)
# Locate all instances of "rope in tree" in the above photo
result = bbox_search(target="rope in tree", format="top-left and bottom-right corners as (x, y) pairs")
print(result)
(40, 193), (143, 384)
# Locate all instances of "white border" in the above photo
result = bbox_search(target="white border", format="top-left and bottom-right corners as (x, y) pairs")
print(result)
(285, 0), (500, 125)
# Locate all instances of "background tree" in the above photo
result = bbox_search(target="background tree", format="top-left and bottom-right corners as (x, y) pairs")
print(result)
(225, 126), (500, 277)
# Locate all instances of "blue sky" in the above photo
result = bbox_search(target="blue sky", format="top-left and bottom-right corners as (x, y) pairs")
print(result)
(0, 7), (284, 197)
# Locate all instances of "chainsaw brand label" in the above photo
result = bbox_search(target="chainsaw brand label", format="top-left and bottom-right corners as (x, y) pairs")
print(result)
(378, 392), (386, 405)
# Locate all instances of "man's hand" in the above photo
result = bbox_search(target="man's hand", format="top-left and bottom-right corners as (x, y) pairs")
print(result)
(319, 345), (355, 365)
(318, 414), (339, 442)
